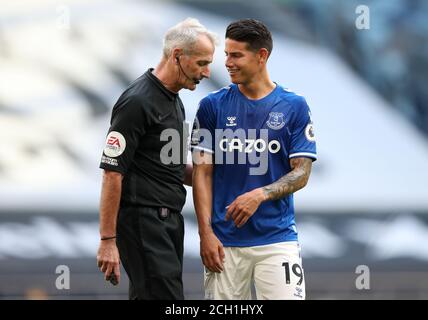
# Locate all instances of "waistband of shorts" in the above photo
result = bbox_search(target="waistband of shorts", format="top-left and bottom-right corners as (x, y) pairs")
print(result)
(120, 205), (180, 214)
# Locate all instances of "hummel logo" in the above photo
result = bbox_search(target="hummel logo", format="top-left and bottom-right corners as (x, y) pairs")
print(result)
(226, 116), (237, 127)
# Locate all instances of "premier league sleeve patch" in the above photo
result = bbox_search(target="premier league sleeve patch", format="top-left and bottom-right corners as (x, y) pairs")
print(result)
(304, 123), (316, 142)
(103, 131), (126, 157)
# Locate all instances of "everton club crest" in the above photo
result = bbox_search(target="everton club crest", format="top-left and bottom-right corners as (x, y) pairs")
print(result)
(266, 112), (285, 130)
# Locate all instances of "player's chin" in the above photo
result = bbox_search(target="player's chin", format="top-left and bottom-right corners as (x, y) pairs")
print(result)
(229, 77), (241, 84)
(229, 74), (241, 84)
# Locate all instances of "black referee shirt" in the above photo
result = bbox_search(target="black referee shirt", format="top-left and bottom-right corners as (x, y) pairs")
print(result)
(100, 68), (188, 212)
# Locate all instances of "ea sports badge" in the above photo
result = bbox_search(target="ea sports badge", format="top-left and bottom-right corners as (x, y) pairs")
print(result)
(104, 131), (126, 157)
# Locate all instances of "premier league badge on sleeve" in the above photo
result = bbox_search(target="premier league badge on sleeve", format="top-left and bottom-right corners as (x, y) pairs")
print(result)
(305, 123), (316, 142)
(266, 112), (285, 130)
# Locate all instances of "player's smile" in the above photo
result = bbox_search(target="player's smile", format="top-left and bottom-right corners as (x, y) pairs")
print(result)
(228, 69), (240, 75)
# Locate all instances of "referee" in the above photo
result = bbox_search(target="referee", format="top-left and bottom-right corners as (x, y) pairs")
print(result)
(96, 18), (216, 300)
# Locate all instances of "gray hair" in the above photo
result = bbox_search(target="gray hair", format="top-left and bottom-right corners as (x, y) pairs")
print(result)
(163, 18), (217, 58)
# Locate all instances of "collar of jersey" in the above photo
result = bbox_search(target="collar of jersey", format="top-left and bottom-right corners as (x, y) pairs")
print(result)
(145, 68), (178, 101)
(233, 82), (280, 105)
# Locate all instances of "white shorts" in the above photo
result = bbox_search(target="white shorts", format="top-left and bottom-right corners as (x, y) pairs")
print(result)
(204, 241), (305, 300)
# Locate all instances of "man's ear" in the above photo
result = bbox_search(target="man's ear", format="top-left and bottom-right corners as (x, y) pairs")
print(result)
(258, 48), (270, 64)
(172, 49), (183, 64)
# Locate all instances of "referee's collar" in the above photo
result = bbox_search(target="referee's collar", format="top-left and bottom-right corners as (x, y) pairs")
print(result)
(145, 68), (178, 101)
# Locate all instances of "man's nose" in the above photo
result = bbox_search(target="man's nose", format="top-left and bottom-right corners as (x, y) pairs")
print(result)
(225, 56), (233, 69)
(202, 66), (210, 79)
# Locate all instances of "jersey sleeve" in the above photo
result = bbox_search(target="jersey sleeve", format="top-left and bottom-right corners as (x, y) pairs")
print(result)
(99, 95), (147, 174)
(190, 96), (216, 154)
(289, 97), (317, 161)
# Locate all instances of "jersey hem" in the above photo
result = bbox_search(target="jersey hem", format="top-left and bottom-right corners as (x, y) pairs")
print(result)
(220, 236), (298, 248)
(99, 164), (126, 175)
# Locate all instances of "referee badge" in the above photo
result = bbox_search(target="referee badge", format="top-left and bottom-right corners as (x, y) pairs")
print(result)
(104, 131), (126, 157)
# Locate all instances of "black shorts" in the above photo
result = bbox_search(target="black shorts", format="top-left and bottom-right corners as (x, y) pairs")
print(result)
(116, 206), (184, 300)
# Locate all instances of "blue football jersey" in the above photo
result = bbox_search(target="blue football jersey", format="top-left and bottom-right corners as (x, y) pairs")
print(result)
(191, 84), (317, 247)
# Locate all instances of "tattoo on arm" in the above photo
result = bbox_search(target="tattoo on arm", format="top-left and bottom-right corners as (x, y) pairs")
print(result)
(262, 157), (312, 201)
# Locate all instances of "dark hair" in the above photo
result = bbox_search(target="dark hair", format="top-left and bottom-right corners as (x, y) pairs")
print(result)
(225, 19), (273, 56)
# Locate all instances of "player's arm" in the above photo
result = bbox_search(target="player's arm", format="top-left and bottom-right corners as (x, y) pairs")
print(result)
(262, 157), (313, 201)
(225, 157), (313, 227)
(96, 169), (122, 284)
(193, 151), (225, 273)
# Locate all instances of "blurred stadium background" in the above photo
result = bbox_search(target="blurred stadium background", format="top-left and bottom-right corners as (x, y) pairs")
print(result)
(1, 0), (428, 299)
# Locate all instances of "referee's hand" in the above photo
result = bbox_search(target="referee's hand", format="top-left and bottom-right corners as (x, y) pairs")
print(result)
(97, 240), (121, 285)
(200, 232), (225, 273)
